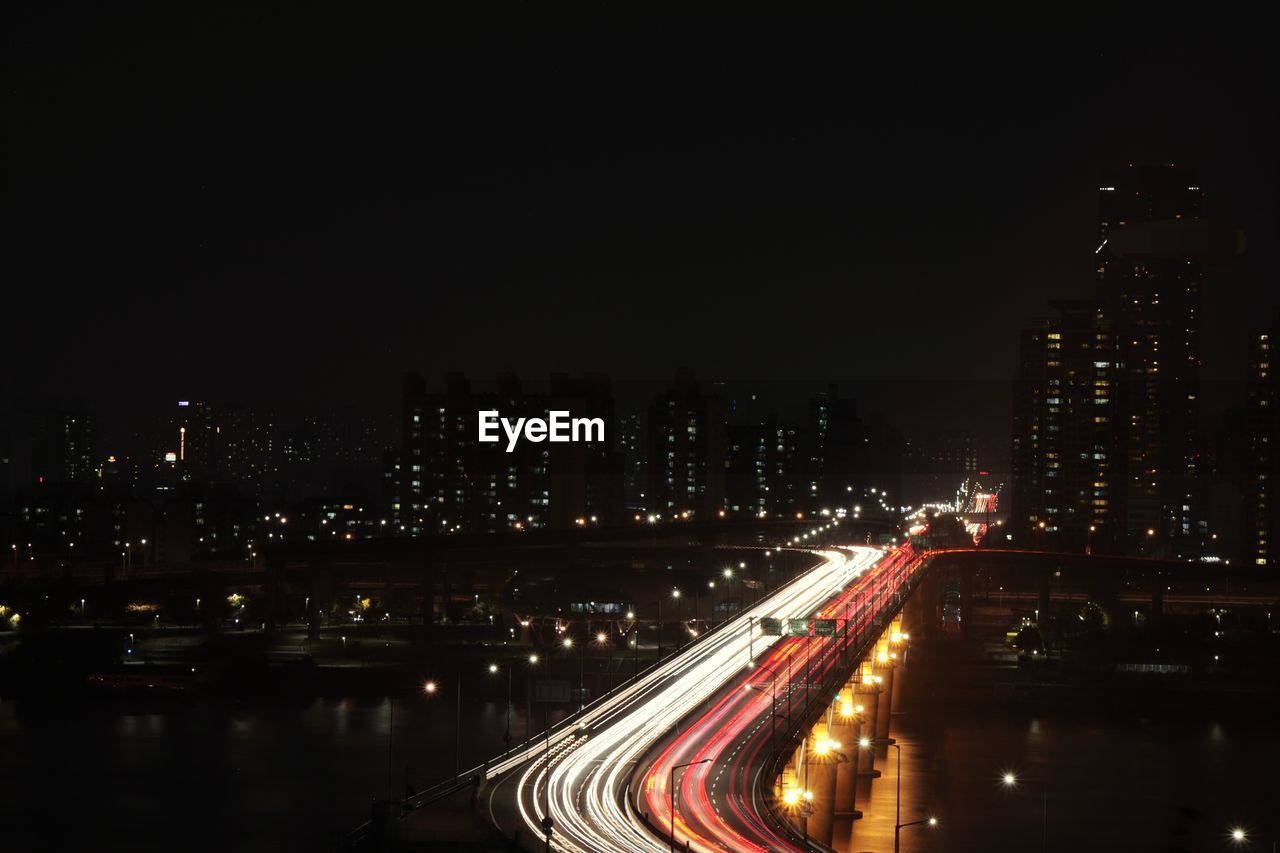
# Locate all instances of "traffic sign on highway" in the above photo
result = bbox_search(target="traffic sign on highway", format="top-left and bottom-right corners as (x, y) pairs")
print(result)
(786, 618), (810, 637)
(814, 619), (836, 636)
(761, 617), (783, 636)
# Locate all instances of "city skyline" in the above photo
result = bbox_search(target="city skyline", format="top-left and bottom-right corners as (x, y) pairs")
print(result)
(4, 14), (1278, 853)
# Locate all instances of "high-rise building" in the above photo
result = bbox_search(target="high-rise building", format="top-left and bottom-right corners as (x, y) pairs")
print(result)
(395, 371), (620, 534)
(1096, 164), (1205, 554)
(1245, 326), (1278, 566)
(547, 373), (622, 528)
(1011, 301), (1120, 552)
(646, 375), (726, 518)
(809, 384), (862, 509)
(617, 411), (647, 511)
(32, 408), (96, 485)
(1012, 166), (1215, 557)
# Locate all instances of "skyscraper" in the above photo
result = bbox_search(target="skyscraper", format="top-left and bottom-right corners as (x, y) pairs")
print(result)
(1096, 164), (1205, 554)
(32, 408), (96, 485)
(1245, 326), (1277, 566)
(1011, 301), (1120, 552)
(646, 375), (726, 518)
(395, 371), (620, 534)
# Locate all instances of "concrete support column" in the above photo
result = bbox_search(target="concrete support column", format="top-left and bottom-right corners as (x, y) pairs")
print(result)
(847, 686), (880, 853)
(853, 677), (880, 797)
(830, 687), (859, 818)
(874, 666), (894, 740)
(807, 726), (838, 847)
(890, 650), (907, 710)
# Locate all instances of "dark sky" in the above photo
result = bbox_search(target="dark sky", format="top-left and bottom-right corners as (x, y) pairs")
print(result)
(5, 12), (1277, 445)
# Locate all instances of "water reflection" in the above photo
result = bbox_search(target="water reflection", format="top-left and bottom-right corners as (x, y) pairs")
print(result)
(0, 692), (541, 853)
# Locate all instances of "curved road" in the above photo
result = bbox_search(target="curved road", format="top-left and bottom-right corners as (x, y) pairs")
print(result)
(640, 544), (922, 852)
(480, 544), (884, 852)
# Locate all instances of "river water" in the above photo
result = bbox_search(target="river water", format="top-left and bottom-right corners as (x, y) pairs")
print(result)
(0, 690), (527, 852)
(3, 672), (1278, 852)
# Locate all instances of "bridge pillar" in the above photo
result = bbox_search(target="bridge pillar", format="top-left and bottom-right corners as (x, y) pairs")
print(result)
(853, 670), (881, 804)
(806, 727), (839, 847)
(831, 687), (859, 817)
(915, 568), (943, 644)
(872, 641), (895, 740)
(831, 686), (864, 849)
(1151, 583), (1165, 627)
(847, 683), (880, 853)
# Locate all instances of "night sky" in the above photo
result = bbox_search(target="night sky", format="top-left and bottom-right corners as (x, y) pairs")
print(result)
(6, 12), (1276, 445)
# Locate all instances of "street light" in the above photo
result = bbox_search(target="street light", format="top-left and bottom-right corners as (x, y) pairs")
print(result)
(780, 785), (815, 844)
(669, 758), (711, 852)
(672, 589), (683, 651)
(1000, 770), (1048, 853)
(490, 662), (513, 752)
(526, 654), (540, 741)
(860, 737), (934, 853)
(594, 631), (611, 692)
(423, 676), (463, 779)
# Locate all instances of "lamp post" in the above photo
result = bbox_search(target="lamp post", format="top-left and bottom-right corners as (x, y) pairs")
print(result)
(859, 737), (936, 853)
(1227, 826), (1275, 851)
(697, 583), (706, 634)
(490, 662), (513, 753)
(563, 636), (583, 709)
(594, 631), (609, 692)
(670, 758), (711, 852)
(627, 609), (639, 679)
(526, 653), (539, 741)
(1001, 770), (1048, 853)
(672, 589), (683, 651)
(656, 596), (663, 658)
(421, 677), (462, 782)
(723, 566), (737, 622)
(781, 785), (814, 845)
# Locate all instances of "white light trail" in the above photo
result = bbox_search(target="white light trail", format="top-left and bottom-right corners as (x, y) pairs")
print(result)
(491, 546), (883, 852)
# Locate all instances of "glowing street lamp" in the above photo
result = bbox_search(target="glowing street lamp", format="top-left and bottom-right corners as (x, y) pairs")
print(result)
(780, 785), (815, 844)
(1001, 770), (1049, 853)
(669, 758), (711, 851)
(859, 737), (934, 853)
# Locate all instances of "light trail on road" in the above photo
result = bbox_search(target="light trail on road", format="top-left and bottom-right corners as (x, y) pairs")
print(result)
(482, 545), (884, 852)
(640, 544), (923, 852)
